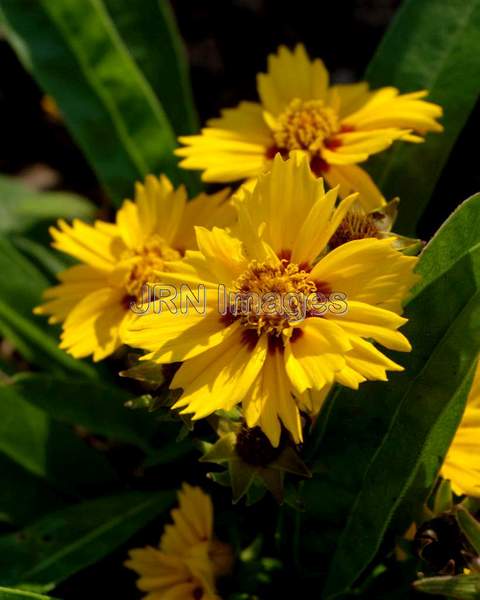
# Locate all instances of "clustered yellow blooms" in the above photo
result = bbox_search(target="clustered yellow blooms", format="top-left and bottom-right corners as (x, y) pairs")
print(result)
(34, 42), (480, 598)
(35, 175), (233, 360)
(125, 153), (418, 446)
(126, 484), (232, 600)
(176, 44), (443, 210)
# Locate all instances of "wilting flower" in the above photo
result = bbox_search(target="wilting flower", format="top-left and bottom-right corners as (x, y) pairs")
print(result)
(328, 198), (422, 255)
(442, 360), (480, 497)
(125, 153), (418, 445)
(34, 175), (232, 361)
(125, 484), (232, 600)
(201, 419), (311, 503)
(176, 44), (442, 211)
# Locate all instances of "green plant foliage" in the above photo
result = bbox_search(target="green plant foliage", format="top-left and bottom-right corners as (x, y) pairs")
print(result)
(317, 193), (480, 596)
(13, 373), (158, 452)
(0, 491), (174, 589)
(413, 573), (480, 599)
(0, 589), (59, 600)
(366, 0), (480, 234)
(0, 455), (66, 528)
(0, 383), (117, 495)
(0, 0), (181, 205)
(0, 175), (96, 235)
(456, 506), (480, 556)
(103, 0), (198, 136)
(0, 235), (96, 377)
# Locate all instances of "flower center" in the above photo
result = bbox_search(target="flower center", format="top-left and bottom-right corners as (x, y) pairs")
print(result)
(329, 210), (380, 250)
(122, 235), (181, 300)
(231, 259), (317, 336)
(272, 98), (340, 155)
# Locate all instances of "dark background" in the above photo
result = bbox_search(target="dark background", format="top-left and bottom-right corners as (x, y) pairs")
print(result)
(0, 0), (478, 239)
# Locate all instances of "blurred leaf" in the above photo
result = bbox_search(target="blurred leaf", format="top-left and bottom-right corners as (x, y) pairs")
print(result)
(13, 373), (158, 452)
(12, 238), (69, 279)
(103, 0), (198, 136)
(0, 175), (95, 234)
(0, 589), (58, 600)
(0, 383), (117, 495)
(433, 479), (453, 515)
(413, 573), (480, 599)
(366, 0), (480, 234)
(0, 236), (97, 378)
(456, 506), (480, 556)
(0, 0), (180, 204)
(0, 454), (66, 527)
(321, 194), (480, 597)
(0, 490), (174, 588)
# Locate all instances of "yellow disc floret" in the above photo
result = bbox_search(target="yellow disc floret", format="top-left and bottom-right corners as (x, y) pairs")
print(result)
(232, 259), (318, 336)
(272, 98), (339, 155)
(122, 235), (181, 301)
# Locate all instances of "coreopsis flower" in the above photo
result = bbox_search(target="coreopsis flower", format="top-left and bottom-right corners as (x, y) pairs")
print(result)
(125, 153), (418, 446)
(34, 175), (233, 361)
(125, 484), (232, 600)
(441, 360), (480, 497)
(176, 44), (443, 211)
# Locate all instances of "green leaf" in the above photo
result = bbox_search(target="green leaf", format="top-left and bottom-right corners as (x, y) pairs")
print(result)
(0, 0), (180, 204)
(0, 490), (174, 588)
(321, 194), (480, 597)
(413, 574), (480, 599)
(365, 0), (480, 234)
(13, 373), (158, 452)
(103, 0), (198, 136)
(456, 506), (480, 556)
(0, 235), (96, 377)
(0, 175), (95, 235)
(0, 383), (117, 495)
(0, 588), (58, 600)
(432, 478), (453, 515)
(0, 454), (66, 527)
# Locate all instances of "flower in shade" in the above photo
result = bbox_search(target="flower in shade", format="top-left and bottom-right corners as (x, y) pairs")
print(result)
(176, 44), (442, 211)
(125, 483), (232, 600)
(125, 153), (418, 446)
(34, 175), (233, 361)
(442, 360), (480, 497)
(201, 421), (311, 504)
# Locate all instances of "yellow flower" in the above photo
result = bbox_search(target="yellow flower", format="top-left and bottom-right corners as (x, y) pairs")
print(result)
(34, 175), (233, 361)
(442, 360), (480, 497)
(125, 153), (418, 446)
(125, 484), (232, 600)
(176, 44), (442, 211)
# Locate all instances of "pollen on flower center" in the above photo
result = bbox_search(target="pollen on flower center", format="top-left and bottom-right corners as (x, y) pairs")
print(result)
(123, 235), (181, 300)
(231, 259), (318, 336)
(272, 98), (340, 154)
(329, 210), (380, 250)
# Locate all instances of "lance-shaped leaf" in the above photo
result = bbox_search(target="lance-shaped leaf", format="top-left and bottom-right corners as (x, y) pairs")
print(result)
(103, 0), (198, 136)
(456, 506), (480, 556)
(13, 373), (158, 452)
(413, 574), (480, 599)
(0, 491), (174, 588)
(0, 383), (116, 495)
(321, 194), (480, 597)
(365, 0), (480, 234)
(0, 235), (96, 377)
(0, 0), (180, 204)
(0, 175), (95, 235)
(0, 589), (58, 600)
